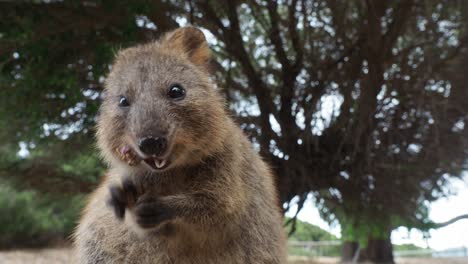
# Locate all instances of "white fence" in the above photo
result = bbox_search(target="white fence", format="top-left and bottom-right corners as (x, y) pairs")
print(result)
(288, 240), (342, 257)
(395, 246), (468, 258)
(289, 241), (468, 258)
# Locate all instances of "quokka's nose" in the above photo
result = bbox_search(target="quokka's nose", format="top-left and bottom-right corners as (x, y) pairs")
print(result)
(138, 136), (167, 156)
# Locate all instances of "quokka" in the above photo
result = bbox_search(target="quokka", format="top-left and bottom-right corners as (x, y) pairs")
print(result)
(74, 27), (287, 264)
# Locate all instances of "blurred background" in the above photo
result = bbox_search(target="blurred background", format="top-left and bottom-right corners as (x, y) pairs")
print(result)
(0, 1), (467, 263)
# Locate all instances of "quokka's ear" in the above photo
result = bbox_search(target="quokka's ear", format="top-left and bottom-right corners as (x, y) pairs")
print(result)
(160, 27), (211, 69)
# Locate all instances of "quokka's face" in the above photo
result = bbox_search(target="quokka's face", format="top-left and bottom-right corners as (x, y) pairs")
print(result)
(97, 27), (227, 172)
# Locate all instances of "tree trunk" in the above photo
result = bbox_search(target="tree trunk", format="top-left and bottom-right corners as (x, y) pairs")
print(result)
(341, 241), (359, 262)
(360, 238), (394, 264)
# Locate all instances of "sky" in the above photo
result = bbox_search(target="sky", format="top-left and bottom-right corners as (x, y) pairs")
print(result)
(286, 173), (468, 251)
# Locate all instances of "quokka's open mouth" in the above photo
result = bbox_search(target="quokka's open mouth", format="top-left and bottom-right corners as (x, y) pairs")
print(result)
(118, 145), (171, 170)
(143, 157), (170, 170)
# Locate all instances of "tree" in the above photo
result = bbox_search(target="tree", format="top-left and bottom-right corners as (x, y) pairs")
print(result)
(185, 1), (468, 262)
(1, 1), (467, 262)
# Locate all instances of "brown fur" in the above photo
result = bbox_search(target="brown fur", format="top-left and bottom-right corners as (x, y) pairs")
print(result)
(73, 27), (287, 264)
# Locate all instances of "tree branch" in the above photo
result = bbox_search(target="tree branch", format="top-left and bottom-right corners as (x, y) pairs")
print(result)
(433, 214), (468, 229)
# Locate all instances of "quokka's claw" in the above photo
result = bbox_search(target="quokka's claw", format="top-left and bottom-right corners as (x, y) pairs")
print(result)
(116, 145), (142, 166)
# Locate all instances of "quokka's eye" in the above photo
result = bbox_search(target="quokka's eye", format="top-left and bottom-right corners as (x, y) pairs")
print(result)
(119, 95), (130, 107)
(167, 84), (186, 100)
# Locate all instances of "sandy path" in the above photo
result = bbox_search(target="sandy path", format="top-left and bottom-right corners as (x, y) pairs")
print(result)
(0, 248), (74, 264)
(0, 248), (467, 263)
(289, 256), (468, 264)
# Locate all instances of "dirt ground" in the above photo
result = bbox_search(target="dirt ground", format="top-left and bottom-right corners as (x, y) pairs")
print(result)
(289, 256), (468, 264)
(0, 248), (467, 264)
(0, 248), (74, 264)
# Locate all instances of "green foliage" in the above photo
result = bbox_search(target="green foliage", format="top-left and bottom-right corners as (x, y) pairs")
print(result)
(60, 150), (104, 183)
(286, 218), (341, 257)
(286, 218), (338, 242)
(0, 181), (84, 248)
(394, 244), (425, 251)
(285, 218), (426, 257)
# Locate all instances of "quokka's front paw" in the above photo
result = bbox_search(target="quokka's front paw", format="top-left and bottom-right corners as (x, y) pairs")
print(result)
(115, 145), (141, 166)
(132, 195), (176, 229)
(107, 179), (175, 229)
(107, 178), (138, 220)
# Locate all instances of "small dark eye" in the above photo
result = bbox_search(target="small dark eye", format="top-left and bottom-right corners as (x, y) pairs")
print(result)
(167, 84), (186, 100)
(119, 95), (130, 107)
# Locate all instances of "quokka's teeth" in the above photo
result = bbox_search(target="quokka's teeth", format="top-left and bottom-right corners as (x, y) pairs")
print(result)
(154, 159), (167, 169)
